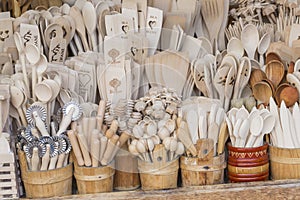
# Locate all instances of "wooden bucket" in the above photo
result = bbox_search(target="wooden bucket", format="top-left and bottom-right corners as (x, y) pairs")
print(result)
(114, 147), (140, 190)
(18, 151), (72, 198)
(227, 143), (269, 182)
(138, 159), (179, 190)
(180, 153), (226, 186)
(74, 160), (115, 194)
(269, 145), (300, 180)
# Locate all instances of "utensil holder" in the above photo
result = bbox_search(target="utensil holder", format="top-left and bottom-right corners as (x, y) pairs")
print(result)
(180, 153), (226, 186)
(269, 145), (300, 180)
(74, 160), (115, 194)
(114, 147), (140, 190)
(227, 143), (269, 182)
(18, 151), (72, 198)
(0, 152), (18, 199)
(138, 159), (179, 191)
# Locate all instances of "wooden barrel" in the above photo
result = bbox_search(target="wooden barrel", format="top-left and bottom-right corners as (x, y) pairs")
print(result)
(138, 159), (179, 190)
(180, 153), (226, 186)
(269, 145), (300, 180)
(18, 151), (72, 198)
(227, 143), (269, 182)
(114, 147), (140, 190)
(74, 161), (115, 194)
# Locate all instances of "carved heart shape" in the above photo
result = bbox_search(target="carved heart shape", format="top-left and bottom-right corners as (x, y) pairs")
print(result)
(148, 20), (156, 29)
(79, 73), (91, 87)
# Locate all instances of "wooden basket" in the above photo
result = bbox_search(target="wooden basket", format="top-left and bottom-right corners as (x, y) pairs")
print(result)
(18, 151), (72, 198)
(74, 160), (115, 194)
(227, 143), (269, 182)
(269, 145), (300, 180)
(180, 153), (226, 186)
(138, 159), (179, 191)
(114, 147), (140, 190)
(0, 153), (18, 199)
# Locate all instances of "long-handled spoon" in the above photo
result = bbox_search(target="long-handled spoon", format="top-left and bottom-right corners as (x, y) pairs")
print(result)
(82, 1), (98, 52)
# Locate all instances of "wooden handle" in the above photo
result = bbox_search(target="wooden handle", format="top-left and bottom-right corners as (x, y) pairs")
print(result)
(88, 118), (97, 146)
(48, 154), (58, 170)
(91, 139), (100, 167)
(101, 135), (119, 165)
(118, 131), (131, 147)
(99, 136), (107, 162)
(31, 128), (40, 138)
(33, 111), (49, 136)
(56, 153), (65, 168)
(31, 147), (40, 171)
(77, 132), (92, 167)
(177, 121), (197, 157)
(67, 130), (84, 166)
(40, 144), (50, 171)
(217, 121), (228, 155)
(82, 117), (90, 146)
(97, 100), (106, 131)
(17, 107), (28, 127)
(57, 107), (75, 135)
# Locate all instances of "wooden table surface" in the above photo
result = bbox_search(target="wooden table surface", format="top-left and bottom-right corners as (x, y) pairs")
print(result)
(21, 179), (300, 200)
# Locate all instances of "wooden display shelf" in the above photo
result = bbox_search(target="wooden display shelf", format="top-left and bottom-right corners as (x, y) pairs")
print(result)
(21, 179), (300, 199)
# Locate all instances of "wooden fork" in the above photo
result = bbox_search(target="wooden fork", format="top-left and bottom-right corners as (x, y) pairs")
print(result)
(201, 0), (225, 53)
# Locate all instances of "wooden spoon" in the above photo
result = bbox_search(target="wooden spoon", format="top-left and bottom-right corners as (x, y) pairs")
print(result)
(245, 115), (263, 147)
(257, 32), (271, 67)
(224, 66), (235, 111)
(82, 1), (97, 52)
(14, 32), (30, 94)
(227, 37), (244, 60)
(24, 43), (40, 100)
(287, 73), (300, 102)
(10, 85), (27, 126)
(36, 54), (48, 83)
(266, 52), (281, 64)
(265, 60), (285, 88)
(241, 24), (259, 60)
(253, 114), (275, 147)
(249, 68), (267, 88)
(233, 57), (251, 99)
(213, 66), (230, 108)
(69, 6), (90, 51)
(252, 81), (273, 105)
